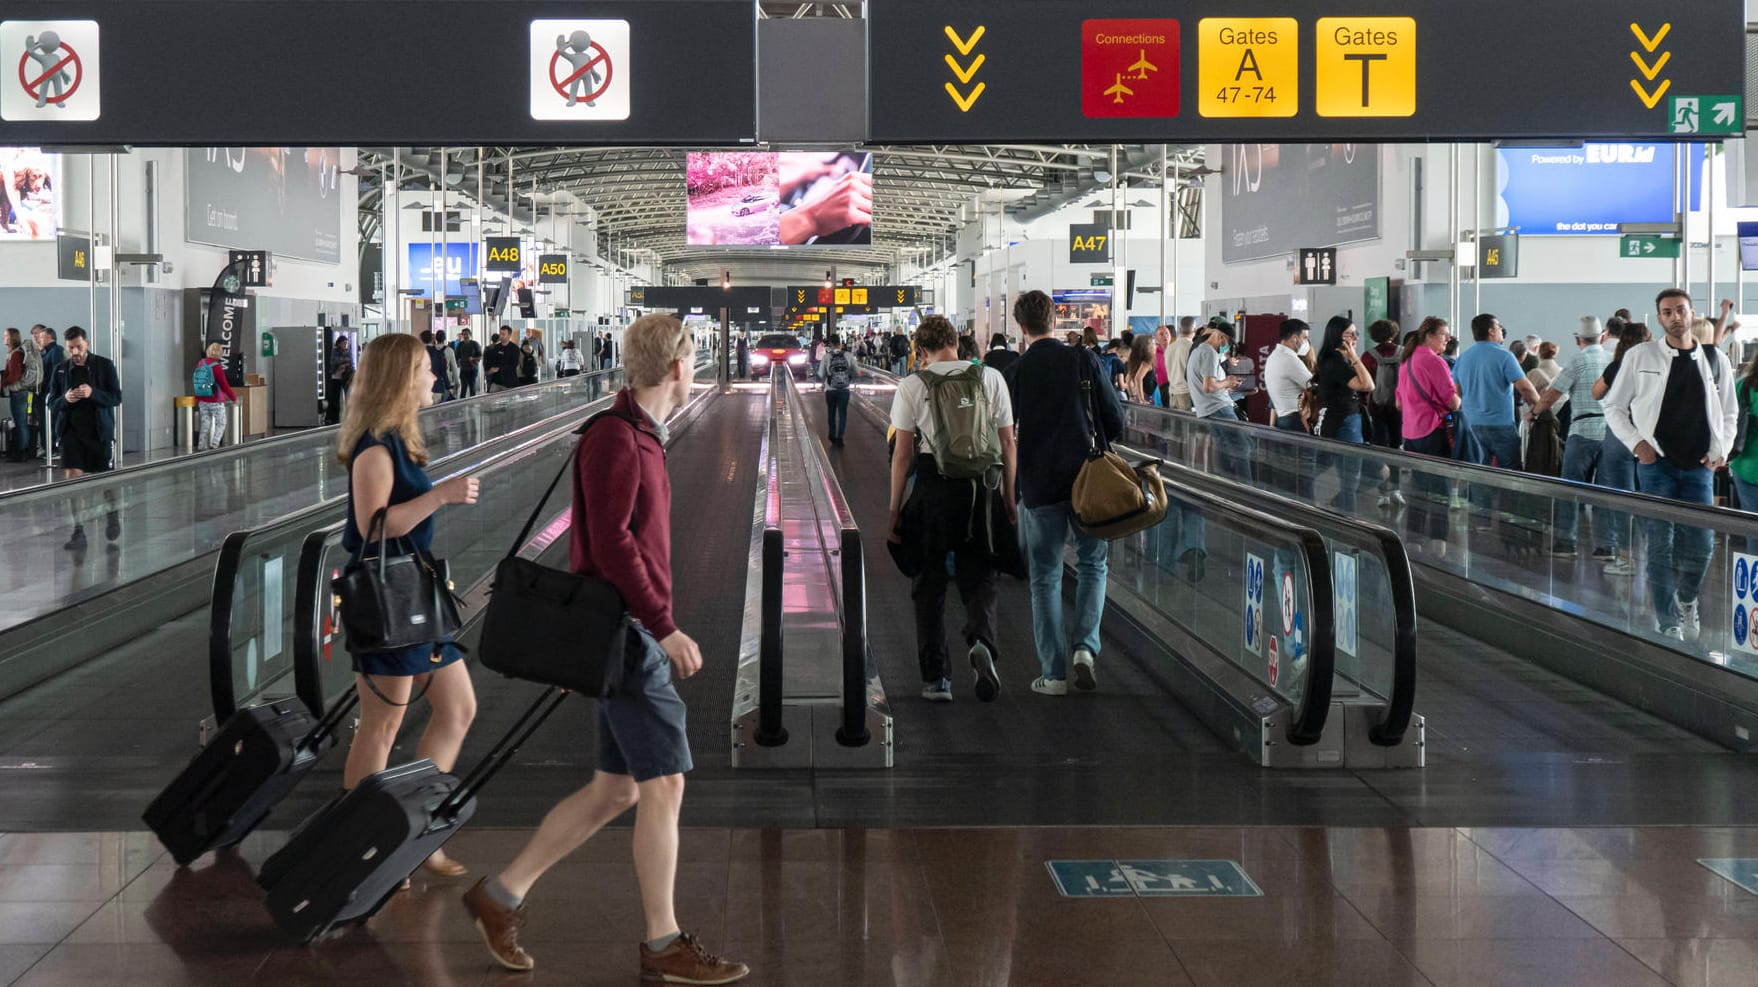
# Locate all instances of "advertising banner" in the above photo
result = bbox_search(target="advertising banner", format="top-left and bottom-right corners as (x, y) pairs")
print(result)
(1496, 143), (1705, 236)
(203, 259), (250, 386)
(0, 146), (59, 239)
(186, 147), (341, 263)
(1221, 143), (1379, 264)
(407, 242), (480, 300)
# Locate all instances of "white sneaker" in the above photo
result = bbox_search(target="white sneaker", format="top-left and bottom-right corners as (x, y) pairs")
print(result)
(922, 679), (952, 702)
(1030, 676), (1068, 696)
(969, 642), (1000, 703)
(1602, 557), (1635, 576)
(1661, 625), (1686, 642)
(1676, 595), (1701, 642)
(1071, 649), (1097, 692)
(1390, 490), (1406, 506)
(1377, 494), (1391, 510)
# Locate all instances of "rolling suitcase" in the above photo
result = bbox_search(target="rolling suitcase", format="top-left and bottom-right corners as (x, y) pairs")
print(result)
(142, 692), (359, 866)
(257, 687), (567, 941)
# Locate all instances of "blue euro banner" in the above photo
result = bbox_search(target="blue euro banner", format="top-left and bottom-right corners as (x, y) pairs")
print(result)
(406, 242), (481, 300)
(1496, 143), (1705, 236)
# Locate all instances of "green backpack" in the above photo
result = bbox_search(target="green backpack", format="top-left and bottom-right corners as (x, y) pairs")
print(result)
(921, 363), (1001, 481)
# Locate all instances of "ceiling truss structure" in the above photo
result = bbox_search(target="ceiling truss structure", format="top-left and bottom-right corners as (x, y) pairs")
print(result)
(357, 143), (1209, 281)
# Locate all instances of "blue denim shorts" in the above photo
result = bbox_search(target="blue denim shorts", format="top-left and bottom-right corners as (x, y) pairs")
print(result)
(597, 627), (693, 782)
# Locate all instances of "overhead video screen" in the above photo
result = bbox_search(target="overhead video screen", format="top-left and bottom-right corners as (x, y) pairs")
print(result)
(686, 150), (872, 247)
(1496, 143), (1705, 236)
(0, 147), (60, 240)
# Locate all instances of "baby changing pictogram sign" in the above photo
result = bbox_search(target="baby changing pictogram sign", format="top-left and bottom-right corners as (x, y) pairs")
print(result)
(530, 20), (629, 122)
(1, 20), (100, 122)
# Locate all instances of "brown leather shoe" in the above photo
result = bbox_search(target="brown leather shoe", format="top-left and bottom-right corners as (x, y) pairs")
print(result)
(462, 878), (535, 972)
(639, 932), (749, 984)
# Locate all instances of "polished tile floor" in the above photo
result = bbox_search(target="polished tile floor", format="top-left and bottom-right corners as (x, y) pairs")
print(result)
(4, 825), (1758, 986)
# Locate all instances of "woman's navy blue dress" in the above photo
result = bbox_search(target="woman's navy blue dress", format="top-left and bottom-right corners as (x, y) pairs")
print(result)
(344, 430), (464, 677)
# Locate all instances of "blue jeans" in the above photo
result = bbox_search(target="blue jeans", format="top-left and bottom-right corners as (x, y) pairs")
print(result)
(1324, 412), (1367, 513)
(1555, 432), (1607, 549)
(1598, 433), (1638, 551)
(8, 392), (30, 455)
(1205, 405), (1254, 483)
(824, 388), (850, 439)
(1467, 422), (1522, 519)
(1272, 413), (1313, 500)
(1636, 461), (1715, 630)
(1019, 501), (1108, 681)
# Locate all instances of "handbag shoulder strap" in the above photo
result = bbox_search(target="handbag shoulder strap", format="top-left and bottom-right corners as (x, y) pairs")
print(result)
(1407, 354), (1447, 416)
(507, 409), (637, 556)
(1074, 349), (1107, 456)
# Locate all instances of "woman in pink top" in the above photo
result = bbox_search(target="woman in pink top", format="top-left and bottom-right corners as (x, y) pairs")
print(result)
(1396, 317), (1461, 547)
(193, 342), (238, 450)
(1151, 325), (1171, 405)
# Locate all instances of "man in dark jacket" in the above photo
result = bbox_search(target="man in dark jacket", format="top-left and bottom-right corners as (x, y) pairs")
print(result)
(1002, 289), (1123, 696)
(31, 324), (62, 459)
(454, 328), (482, 398)
(47, 326), (123, 551)
(486, 326), (518, 392)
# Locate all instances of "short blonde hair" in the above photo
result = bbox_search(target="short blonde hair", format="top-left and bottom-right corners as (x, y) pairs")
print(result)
(622, 315), (692, 388)
(1692, 317), (1716, 347)
(205, 342), (224, 358)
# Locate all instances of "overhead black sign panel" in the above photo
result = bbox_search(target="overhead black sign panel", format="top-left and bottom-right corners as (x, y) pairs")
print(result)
(0, 1), (756, 145)
(870, 0), (1743, 142)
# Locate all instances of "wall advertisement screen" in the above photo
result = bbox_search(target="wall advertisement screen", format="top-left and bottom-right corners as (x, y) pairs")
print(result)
(406, 242), (481, 300)
(1496, 143), (1705, 236)
(0, 147), (60, 240)
(1220, 144), (1379, 265)
(686, 150), (872, 247)
(186, 148), (343, 263)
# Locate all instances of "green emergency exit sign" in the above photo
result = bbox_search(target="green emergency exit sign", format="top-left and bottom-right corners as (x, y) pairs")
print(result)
(1090, 275), (1113, 287)
(1620, 235), (1680, 259)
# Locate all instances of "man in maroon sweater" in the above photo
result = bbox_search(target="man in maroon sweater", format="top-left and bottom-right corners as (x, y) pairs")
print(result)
(464, 315), (748, 984)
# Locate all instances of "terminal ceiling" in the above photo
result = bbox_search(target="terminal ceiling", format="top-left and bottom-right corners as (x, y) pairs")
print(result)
(356, 144), (1208, 284)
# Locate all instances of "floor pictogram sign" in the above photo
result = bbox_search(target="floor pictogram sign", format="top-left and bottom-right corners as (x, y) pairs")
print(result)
(1, 20), (101, 122)
(1081, 19), (1180, 119)
(529, 19), (630, 122)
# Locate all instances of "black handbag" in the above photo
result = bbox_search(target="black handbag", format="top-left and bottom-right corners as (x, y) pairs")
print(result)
(332, 507), (463, 654)
(477, 411), (636, 697)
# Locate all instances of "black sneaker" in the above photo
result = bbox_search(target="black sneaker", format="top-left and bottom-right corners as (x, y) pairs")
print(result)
(969, 640), (1000, 702)
(63, 525), (86, 551)
(1551, 542), (1577, 558)
(1591, 547), (1616, 561)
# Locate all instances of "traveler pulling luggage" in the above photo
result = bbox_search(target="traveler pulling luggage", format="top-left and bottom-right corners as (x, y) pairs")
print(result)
(257, 687), (568, 941)
(142, 692), (360, 866)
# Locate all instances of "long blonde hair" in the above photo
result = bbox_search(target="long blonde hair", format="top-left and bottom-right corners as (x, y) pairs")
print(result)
(337, 333), (430, 466)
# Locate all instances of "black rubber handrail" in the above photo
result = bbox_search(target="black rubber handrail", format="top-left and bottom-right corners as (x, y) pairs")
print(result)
(755, 376), (788, 746)
(774, 372), (870, 747)
(207, 362), (698, 721)
(1126, 421), (1419, 746)
(1128, 454), (1339, 746)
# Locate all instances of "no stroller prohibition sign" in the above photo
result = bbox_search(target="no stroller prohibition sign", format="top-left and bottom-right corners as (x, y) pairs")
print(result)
(549, 40), (612, 105)
(18, 39), (81, 106)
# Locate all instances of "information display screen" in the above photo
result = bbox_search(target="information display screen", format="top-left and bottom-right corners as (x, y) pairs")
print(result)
(1496, 143), (1704, 236)
(687, 151), (872, 247)
(1738, 222), (1758, 271)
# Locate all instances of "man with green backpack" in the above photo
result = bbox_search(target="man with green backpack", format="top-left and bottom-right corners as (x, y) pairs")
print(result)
(887, 315), (1018, 703)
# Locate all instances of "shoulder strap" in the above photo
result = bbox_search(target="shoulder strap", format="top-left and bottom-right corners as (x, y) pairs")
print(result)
(506, 410), (637, 556)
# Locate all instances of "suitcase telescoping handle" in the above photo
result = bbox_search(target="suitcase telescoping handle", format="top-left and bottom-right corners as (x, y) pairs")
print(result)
(437, 687), (569, 820)
(299, 691), (362, 753)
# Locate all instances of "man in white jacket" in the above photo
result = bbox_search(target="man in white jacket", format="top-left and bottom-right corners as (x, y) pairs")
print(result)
(1603, 288), (1739, 642)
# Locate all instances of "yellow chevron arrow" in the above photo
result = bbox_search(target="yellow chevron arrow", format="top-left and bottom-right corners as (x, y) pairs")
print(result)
(944, 25), (985, 56)
(1631, 78), (1671, 110)
(1629, 50), (1670, 80)
(944, 53), (985, 84)
(1630, 22), (1671, 53)
(945, 81), (986, 112)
